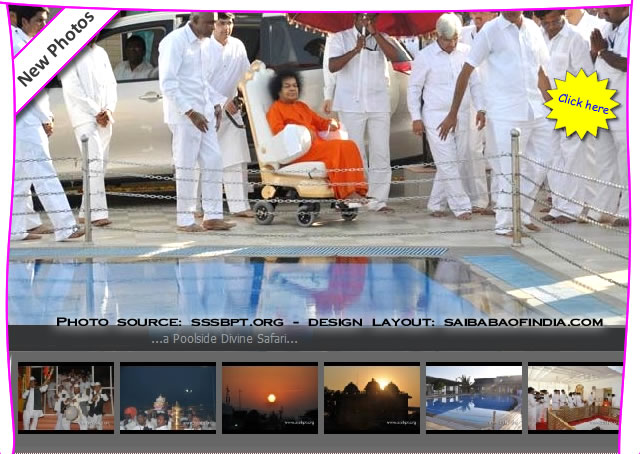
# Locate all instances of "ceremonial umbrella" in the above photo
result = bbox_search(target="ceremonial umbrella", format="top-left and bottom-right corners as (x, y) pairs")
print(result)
(286, 12), (441, 37)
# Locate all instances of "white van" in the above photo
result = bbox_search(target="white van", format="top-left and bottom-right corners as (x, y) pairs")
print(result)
(46, 12), (423, 187)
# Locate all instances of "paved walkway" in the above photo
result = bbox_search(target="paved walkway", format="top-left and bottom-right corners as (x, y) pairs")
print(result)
(9, 198), (629, 316)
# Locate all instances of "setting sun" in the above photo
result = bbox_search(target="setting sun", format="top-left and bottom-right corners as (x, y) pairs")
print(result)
(267, 393), (277, 403)
(377, 378), (389, 389)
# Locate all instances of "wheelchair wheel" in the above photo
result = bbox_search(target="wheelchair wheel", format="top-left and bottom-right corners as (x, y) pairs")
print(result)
(341, 207), (358, 222)
(254, 200), (275, 225)
(296, 203), (317, 227)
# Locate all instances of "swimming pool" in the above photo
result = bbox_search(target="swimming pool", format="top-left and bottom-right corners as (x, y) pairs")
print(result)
(8, 256), (536, 325)
(425, 394), (518, 429)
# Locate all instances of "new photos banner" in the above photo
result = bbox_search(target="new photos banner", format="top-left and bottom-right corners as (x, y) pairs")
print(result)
(12, 7), (118, 113)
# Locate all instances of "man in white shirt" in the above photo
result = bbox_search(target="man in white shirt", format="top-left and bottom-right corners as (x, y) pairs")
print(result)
(61, 384), (89, 430)
(159, 12), (234, 232)
(113, 35), (158, 81)
(11, 7), (84, 242)
(60, 37), (117, 227)
(154, 412), (170, 430)
(460, 11), (499, 213)
(535, 10), (594, 224)
(438, 11), (553, 236)
(551, 390), (560, 410)
(588, 7), (629, 226)
(128, 412), (153, 430)
(328, 13), (399, 213)
(54, 385), (69, 430)
(22, 377), (49, 430)
(209, 13), (253, 218)
(566, 9), (609, 41)
(87, 382), (109, 430)
(408, 13), (485, 219)
(527, 387), (537, 430)
(322, 33), (337, 115)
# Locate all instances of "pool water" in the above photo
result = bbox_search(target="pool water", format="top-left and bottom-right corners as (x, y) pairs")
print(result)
(425, 394), (518, 428)
(8, 256), (536, 325)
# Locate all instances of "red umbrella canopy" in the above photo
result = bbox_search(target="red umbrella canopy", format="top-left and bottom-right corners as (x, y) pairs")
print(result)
(287, 12), (441, 37)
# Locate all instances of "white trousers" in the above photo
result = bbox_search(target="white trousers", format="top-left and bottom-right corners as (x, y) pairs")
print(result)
(490, 117), (552, 234)
(74, 122), (112, 221)
(88, 414), (103, 430)
(171, 122), (223, 226)
(527, 406), (536, 430)
(483, 119), (501, 207)
(55, 412), (64, 430)
(219, 114), (251, 213)
(588, 129), (628, 219)
(61, 413), (88, 430)
(23, 409), (43, 430)
(11, 138), (77, 241)
(223, 163), (250, 213)
(548, 130), (588, 219)
(464, 109), (490, 208)
(425, 125), (472, 216)
(339, 111), (391, 209)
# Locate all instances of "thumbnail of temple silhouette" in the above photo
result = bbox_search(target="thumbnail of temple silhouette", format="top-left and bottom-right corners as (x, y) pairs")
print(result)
(325, 378), (419, 433)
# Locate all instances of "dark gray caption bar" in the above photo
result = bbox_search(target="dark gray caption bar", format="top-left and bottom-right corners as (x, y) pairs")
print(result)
(9, 326), (625, 351)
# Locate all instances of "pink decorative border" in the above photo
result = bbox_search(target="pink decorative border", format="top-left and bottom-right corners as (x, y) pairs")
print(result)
(2, 3), (633, 454)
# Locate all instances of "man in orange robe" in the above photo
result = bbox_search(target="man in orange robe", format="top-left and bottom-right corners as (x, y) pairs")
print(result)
(267, 98), (368, 201)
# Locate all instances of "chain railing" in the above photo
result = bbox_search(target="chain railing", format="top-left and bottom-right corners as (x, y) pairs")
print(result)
(10, 132), (630, 293)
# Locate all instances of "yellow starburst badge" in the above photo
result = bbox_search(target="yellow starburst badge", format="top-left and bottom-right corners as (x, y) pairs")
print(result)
(545, 70), (619, 139)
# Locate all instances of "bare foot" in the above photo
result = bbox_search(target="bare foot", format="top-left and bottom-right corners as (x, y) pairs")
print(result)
(471, 206), (484, 214)
(539, 207), (551, 213)
(28, 225), (54, 234)
(481, 207), (496, 216)
(496, 231), (514, 237)
(524, 223), (541, 232)
(553, 215), (576, 224)
(541, 214), (555, 222)
(66, 228), (85, 240)
(177, 224), (206, 232)
(376, 206), (394, 214)
(202, 219), (235, 230)
(430, 211), (448, 217)
(232, 210), (255, 218)
(22, 233), (42, 240)
(92, 219), (112, 227)
(613, 218), (629, 227)
(456, 212), (472, 220)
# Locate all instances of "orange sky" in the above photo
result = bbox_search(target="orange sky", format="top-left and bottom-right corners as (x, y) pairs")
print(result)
(222, 366), (318, 417)
(324, 366), (420, 406)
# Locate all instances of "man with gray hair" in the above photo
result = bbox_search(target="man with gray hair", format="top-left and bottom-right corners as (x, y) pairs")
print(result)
(438, 11), (553, 236)
(159, 12), (234, 231)
(408, 13), (486, 219)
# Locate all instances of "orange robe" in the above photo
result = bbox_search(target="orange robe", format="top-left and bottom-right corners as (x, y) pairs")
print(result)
(266, 100), (368, 199)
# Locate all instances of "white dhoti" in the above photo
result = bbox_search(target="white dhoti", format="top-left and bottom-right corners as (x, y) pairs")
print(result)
(11, 138), (77, 241)
(527, 406), (536, 430)
(62, 413), (88, 430)
(588, 129), (628, 219)
(74, 122), (112, 221)
(171, 122), (223, 226)
(23, 409), (43, 430)
(339, 111), (391, 210)
(55, 412), (64, 430)
(463, 109), (490, 208)
(489, 117), (552, 234)
(548, 130), (588, 219)
(219, 113), (251, 214)
(88, 414), (103, 430)
(425, 125), (472, 216)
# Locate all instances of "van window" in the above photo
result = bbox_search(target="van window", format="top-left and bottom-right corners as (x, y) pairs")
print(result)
(99, 26), (168, 82)
(263, 17), (326, 68)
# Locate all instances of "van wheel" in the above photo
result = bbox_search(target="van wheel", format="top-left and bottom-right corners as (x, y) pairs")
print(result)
(296, 203), (317, 227)
(254, 200), (275, 225)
